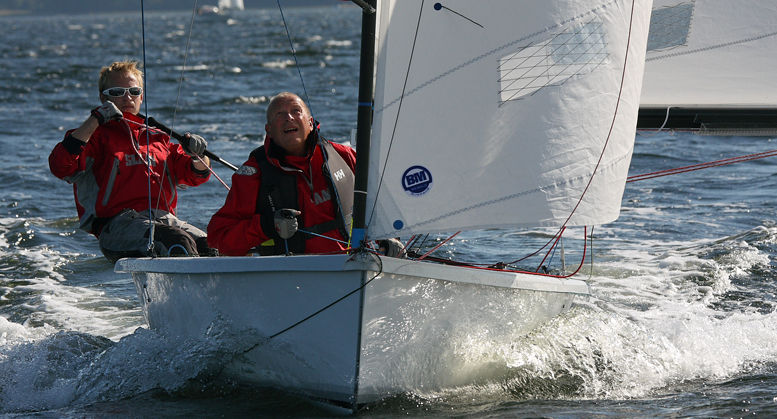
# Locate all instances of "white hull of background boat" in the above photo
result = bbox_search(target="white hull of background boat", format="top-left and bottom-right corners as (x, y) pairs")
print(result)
(116, 254), (588, 410)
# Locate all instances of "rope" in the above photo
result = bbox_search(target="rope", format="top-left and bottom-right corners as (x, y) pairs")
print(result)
(550, 0), (637, 235)
(120, 117), (232, 191)
(499, 0), (638, 273)
(627, 148), (777, 183)
(417, 231), (459, 260)
(268, 254), (383, 339)
(213, 253), (385, 380)
(636, 106), (673, 138)
(536, 226), (565, 273)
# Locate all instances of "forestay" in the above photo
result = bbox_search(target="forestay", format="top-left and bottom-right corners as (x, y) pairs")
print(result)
(365, 0), (653, 239)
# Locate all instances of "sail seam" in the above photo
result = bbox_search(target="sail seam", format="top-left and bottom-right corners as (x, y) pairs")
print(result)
(392, 152), (631, 234)
(646, 30), (777, 62)
(375, 0), (619, 115)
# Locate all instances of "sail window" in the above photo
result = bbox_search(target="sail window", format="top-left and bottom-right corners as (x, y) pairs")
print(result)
(646, 2), (694, 51)
(498, 21), (608, 104)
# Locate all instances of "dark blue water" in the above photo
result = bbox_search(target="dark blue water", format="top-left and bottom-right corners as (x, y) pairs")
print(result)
(2, 5), (777, 418)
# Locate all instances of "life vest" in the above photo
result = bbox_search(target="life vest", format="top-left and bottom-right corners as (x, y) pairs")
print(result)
(250, 139), (354, 255)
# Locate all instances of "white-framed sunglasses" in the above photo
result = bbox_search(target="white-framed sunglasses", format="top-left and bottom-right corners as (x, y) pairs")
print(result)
(102, 86), (143, 97)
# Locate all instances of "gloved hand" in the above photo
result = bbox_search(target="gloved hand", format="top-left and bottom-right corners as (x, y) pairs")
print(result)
(274, 209), (301, 239)
(183, 133), (208, 157)
(378, 238), (403, 258)
(91, 101), (122, 125)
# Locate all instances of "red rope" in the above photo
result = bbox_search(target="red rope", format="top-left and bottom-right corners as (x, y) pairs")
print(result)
(121, 117), (231, 190)
(627, 149), (777, 183)
(418, 232), (460, 261)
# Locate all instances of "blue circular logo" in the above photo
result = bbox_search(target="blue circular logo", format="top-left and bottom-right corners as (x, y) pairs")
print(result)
(402, 166), (433, 197)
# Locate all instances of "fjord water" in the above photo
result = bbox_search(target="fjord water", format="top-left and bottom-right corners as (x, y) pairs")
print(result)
(2, 5), (777, 418)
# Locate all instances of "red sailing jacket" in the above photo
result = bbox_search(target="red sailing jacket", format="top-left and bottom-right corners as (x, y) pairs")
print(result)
(207, 135), (356, 256)
(49, 112), (210, 236)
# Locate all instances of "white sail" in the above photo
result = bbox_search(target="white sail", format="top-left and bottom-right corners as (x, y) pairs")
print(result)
(641, 0), (777, 108)
(217, 0), (244, 11)
(366, 0), (653, 239)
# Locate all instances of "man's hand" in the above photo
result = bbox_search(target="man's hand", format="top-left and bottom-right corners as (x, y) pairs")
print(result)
(91, 102), (122, 125)
(274, 209), (301, 239)
(183, 133), (208, 157)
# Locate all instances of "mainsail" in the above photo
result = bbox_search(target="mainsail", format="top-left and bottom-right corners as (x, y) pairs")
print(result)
(638, 0), (777, 134)
(364, 0), (653, 239)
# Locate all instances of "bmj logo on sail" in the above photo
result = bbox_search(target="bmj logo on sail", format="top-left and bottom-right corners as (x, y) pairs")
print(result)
(402, 165), (433, 197)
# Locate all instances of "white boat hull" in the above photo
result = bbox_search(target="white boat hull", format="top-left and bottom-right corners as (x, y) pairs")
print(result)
(116, 254), (588, 410)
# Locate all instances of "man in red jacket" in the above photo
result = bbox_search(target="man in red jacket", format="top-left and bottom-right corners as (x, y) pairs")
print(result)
(49, 61), (212, 263)
(208, 92), (357, 256)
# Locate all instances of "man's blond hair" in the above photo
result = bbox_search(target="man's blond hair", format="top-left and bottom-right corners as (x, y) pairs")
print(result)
(98, 61), (144, 93)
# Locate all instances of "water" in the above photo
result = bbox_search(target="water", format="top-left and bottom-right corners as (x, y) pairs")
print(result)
(2, 5), (777, 418)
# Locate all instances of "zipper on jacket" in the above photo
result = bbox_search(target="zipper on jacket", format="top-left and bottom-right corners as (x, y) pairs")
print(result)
(102, 157), (121, 206)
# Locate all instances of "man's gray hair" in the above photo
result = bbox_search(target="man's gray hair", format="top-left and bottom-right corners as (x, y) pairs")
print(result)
(265, 92), (310, 124)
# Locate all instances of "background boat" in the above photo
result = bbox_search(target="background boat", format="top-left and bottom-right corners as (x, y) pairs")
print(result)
(637, 0), (777, 134)
(2, 3), (777, 417)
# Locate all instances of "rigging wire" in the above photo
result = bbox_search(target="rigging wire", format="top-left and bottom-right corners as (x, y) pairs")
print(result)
(276, 1), (313, 117)
(139, 0), (212, 257)
(365, 0), (426, 233)
(276, 0), (351, 249)
(140, 0), (155, 256)
(171, 0), (199, 132)
(588, 225), (595, 281)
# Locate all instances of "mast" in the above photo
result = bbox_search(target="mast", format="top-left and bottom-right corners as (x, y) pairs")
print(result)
(350, 0), (377, 249)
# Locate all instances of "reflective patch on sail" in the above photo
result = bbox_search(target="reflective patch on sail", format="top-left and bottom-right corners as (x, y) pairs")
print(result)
(497, 20), (608, 104)
(646, 1), (694, 51)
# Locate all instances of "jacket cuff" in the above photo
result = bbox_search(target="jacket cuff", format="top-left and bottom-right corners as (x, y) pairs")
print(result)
(191, 162), (210, 177)
(62, 134), (87, 155)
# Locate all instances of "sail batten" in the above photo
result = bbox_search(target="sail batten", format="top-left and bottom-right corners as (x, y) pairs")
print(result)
(365, 0), (652, 240)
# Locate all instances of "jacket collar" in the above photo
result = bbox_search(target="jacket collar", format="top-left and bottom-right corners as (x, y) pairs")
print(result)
(265, 126), (320, 163)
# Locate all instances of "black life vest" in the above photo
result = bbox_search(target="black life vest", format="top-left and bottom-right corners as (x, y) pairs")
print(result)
(250, 139), (354, 255)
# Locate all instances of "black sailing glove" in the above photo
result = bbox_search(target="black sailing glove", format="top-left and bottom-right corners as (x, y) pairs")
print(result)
(183, 133), (208, 158)
(91, 101), (122, 125)
(274, 209), (301, 239)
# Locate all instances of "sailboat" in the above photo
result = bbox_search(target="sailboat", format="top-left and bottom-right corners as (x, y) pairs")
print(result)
(217, 0), (244, 13)
(637, 0), (777, 135)
(116, 0), (653, 412)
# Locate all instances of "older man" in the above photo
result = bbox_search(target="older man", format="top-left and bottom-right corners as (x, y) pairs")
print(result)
(208, 92), (357, 256)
